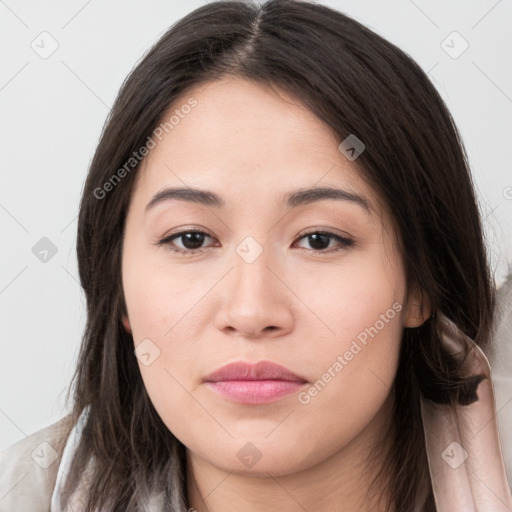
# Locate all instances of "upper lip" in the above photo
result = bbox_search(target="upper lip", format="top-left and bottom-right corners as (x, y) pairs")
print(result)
(204, 360), (308, 383)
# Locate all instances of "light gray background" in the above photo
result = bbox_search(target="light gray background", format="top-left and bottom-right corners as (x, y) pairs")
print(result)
(1, 0), (511, 452)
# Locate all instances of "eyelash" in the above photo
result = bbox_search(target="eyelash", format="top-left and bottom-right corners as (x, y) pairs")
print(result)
(155, 228), (354, 256)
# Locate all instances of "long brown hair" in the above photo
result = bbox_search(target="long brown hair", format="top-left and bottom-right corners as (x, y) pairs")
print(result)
(62, 1), (495, 510)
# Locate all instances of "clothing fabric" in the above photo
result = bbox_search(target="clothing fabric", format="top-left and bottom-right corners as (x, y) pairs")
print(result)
(0, 413), (72, 511)
(422, 312), (512, 511)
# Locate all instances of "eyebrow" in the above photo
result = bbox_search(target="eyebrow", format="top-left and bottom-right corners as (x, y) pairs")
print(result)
(145, 186), (372, 215)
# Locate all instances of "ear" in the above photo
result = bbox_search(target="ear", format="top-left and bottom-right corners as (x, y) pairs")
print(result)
(403, 285), (431, 328)
(122, 315), (132, 334)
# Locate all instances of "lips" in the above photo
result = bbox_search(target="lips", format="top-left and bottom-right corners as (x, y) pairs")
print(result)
(204, 360), (308, 383)
(203, 360), (308, 405)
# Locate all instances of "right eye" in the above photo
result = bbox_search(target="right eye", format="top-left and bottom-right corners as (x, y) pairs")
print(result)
(156, 230), (217, 255)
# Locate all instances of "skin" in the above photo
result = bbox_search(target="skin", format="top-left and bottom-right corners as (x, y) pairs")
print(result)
(121, 76), (430, 512)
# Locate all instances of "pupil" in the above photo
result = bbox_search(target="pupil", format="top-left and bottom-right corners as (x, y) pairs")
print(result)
(182, 232), (205, 249)
(308, 233), (329, 250)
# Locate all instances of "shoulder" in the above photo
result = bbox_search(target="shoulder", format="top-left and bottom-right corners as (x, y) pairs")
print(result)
(0, 414), (74, 512)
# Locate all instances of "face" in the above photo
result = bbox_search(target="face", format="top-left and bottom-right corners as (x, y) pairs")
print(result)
(121, 76), (428, 477)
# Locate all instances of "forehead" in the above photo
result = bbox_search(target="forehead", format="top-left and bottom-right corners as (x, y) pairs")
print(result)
(130, 76), (382, 217)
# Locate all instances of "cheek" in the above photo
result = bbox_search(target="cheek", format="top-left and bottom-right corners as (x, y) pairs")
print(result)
(122, 251), (206, 428)
(290, 245), (405, 436)
(122, 241), (195, 340)
(291, 295), (403, 469)
(290, 238), (406, 363)
(299, 301), (403, 419)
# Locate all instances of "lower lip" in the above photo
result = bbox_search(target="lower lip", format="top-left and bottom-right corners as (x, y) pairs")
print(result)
(205, 380), (307, 404)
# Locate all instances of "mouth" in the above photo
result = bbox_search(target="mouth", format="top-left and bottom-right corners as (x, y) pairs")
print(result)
(203, 360), (308, 405)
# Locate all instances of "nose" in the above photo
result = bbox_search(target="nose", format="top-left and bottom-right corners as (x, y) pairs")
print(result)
(213, 241), (295, 339)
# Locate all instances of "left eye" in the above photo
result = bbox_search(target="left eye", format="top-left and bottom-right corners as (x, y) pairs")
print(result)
(295, 231), (354, 252)
(156, 230), (354, 255)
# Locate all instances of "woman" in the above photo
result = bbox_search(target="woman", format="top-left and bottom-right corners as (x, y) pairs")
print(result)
(1, 1), (511, 511)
